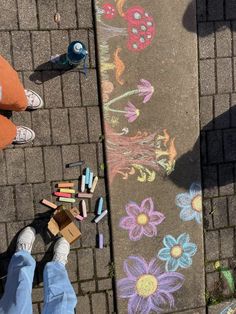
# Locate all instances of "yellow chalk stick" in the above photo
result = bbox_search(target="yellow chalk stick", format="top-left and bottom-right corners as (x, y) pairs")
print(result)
(60, 188), (76, 194)
(90, 176), (98, 193)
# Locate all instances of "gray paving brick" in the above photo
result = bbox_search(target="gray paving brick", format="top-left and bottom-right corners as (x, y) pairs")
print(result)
(198, 23), (215, 59)
(67, 251), (78, 282)
(11, 31), (32, 70)
(80, 144), (98, 175)
(90, 178), (107, 211)
(200, 96), (213, 130)
(23, 71), (44, 98)
(207, 130), (223, 163)
(51, 30), (69, 56)
(43, 146), (63, 181)
(91, 293), (107, 314)
(80, 280), (96, 293)
(87, 107), (102, 142)
(33, 182), (52, 214)
(95, 247), (111, 278)
(57, 0), (77, 29)
(107, 290), (115, 314)
(32, 288), (43, 302)
(5, 148), (26, 184)
(217, 58), (233, 93)
(76, 0), (93, 28)
(12, 111), (32, 130)
(203, 167), (219, 199)
(206, 272), (220, 293)
(32, 31), (51, 69)
(77, 248), (94, 280)
(223, 129), (236, 161)
(31, 231), (45, 254)
(32, 110), (51, 146)
(25, 147), (45, 183)
(0, 224), (7, 252)
(214, 94), (230, 129)
(199, 59), (215, 95)
(69, 108), (88, 143)
(15, 184), (34, 219)
(98, 278), (113, 291)
(212, 197), (228, 228)
(98, 215), (110, 246)
(97, 143), (105, 177)
(62, 71), (81, 107)
(6, 221), (25, 245)
(226, 0), (236, 20)
(230, 93), (236, 127)
(76, 295), (91, 314)
(220, 228), (234, 258)
(62, 145), (81, 180)
(32, 304), (39, 314)
(0, 0), (18, 30)
(218, 163), (234, 196)
(81, 70), (99, 106)
(43, 72), (63, 108)
(17, 0), (37, 30)
(80, 214), (97, 247)
(208, 0), (224, 21)
(197, 0), (206, 21)
(88, 29), (96, 68)
(205, 230), (220, 261)
(200, 132), (207, 165)
(0, 32), (12, 64)
(0, 151), (7, 186)
(51, 109), (70, 144)
(228, 195), (236, 229)
(203, 200), (213, 230)
(38, 0), (57, 29)
(215, 22), (232, 57)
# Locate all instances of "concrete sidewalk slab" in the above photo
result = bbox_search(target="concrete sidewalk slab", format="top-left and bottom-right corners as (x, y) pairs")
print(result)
(95, 0), (204, 312)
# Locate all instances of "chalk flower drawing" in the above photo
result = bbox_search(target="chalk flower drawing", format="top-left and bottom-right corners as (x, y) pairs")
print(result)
(158, 233), (197, 272)
(176, 183), (202, 224)
(117, 256), (184, 314)
(124, 102), (140, 123)
(119, 198), (165, 241)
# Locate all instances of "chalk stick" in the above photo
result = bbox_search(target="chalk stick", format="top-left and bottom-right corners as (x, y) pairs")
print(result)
(81, 175), (86, 192)
(88, 172), (93, 189)
(99, 233), (104, 249)
(77, 193), (93, 199)
(85, 168), (90, 185)
(97, 197), (103, 215)
(81, 200), (87, 218)
(41, 199), (57, 209)
(94, 210), (108, 223)
(54, 192), (72, 198)
(66, 161), (84, 168)
(90, 176), (98, 193)
(60, 188), (76, 194)
(57, 182), (74, 188)
(75, 214), (84, 221)
(59, 197), (76, 203)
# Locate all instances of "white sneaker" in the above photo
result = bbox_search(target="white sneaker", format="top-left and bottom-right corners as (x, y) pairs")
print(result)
(13, 126), (35, 144)
(53, 238), (70, 265)
(25, 89), (44, 110)
(16, 226), (36, 253)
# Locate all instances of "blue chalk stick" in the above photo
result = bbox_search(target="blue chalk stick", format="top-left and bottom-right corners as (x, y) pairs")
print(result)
(85, 168), (90, 185)
(97, 197), (103, 215)
(88, 172), (93, 189)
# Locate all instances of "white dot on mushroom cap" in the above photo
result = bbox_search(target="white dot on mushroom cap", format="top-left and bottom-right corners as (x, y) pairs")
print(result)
(140, 37), (145, 43)
(145, 13), (149, 17)
(147, 34), (152, 39)
(132, 28), (138, 34)
(134, 12), (141, 19)
(133, 43), (138, 49)
(141, 25), (147, 31)
(147, 21), (153, 26)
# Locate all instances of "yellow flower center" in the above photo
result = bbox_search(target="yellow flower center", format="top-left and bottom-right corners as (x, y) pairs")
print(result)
(136, 109), (140, 117)
(136, 274), (158, 297)
(170, 245), (183, 258)
(191, 194), (202, 212)
(137, 213), (148, 225)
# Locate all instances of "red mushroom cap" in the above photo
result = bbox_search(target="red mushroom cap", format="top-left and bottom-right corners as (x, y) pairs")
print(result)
(102, 3), (117, 20)
(124, 6), (156, 52)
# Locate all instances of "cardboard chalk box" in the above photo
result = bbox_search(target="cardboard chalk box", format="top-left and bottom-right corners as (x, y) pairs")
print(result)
(48, 206), (81, 244)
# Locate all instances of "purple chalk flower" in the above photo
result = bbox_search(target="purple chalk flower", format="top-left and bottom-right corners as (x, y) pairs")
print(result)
(124, 102), (140, 123)
(137, 79), (154, 103)
(117, 256), (184, 314)
(119, 198), (165, 241)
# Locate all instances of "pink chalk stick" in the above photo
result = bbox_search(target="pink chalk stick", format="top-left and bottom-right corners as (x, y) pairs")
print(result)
(75, 214), (84, 221)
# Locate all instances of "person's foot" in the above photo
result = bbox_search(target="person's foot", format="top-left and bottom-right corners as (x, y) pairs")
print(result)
(16, 226), (36, 253)
(53, 238), (70, 265)
(13, 126), (35, 144)
(25, 89), (44, 110)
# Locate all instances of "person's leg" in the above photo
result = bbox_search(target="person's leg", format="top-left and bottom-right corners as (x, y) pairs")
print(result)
(0, 227), (36, 314)
(0, 114), (17, 149)
(42, 238), (77, 314)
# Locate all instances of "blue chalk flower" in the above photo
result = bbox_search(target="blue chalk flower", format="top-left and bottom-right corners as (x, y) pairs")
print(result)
(176, 183), (202, 224)
(158, 233), (197, 272)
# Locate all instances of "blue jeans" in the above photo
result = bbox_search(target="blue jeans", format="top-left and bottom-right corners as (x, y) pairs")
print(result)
(0, 251), (77, 314)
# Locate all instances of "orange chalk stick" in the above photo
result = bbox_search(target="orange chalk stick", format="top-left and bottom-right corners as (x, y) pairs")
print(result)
(57, 182), (74, 188)
(41, 199), (57, 209)
(54, 192), (72, 198)
(77, 193), (93, 199)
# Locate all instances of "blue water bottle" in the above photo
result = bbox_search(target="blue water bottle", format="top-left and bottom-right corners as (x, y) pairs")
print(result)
(67, 41), (88, 74)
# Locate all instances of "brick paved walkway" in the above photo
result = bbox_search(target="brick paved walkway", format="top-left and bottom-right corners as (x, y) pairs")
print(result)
(196, 0), (236, 307)
(0, 1), (115, 313)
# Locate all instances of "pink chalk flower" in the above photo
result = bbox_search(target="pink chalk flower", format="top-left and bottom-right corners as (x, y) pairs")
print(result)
(119, 198), (165, 241)
(124, 102), (140, 123)
(137, 79), (154, 103)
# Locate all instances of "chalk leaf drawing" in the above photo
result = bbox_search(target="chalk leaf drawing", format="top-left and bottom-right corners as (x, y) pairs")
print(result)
(117, 256), (184, 314)
(176, 183), (202, 224)
(157, 233), (197, 272)
(106, 124), (177, 183)
(119, 198), (165, 241)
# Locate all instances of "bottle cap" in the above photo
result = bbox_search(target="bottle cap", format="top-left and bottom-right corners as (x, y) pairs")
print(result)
(73, 43), (83, 53)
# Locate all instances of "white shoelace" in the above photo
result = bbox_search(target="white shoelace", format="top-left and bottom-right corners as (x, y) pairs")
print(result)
(16, 128), (28, 141)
